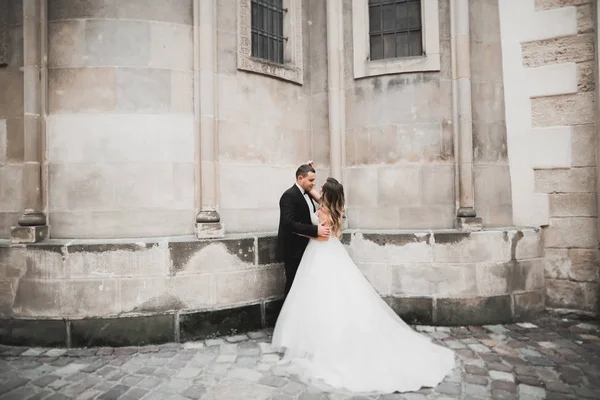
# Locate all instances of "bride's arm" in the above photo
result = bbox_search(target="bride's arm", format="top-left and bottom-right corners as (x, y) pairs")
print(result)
(307, 187), (321, 203)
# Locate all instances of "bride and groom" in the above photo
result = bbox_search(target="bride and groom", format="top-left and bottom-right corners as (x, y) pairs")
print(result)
(272, 162), (456, 395)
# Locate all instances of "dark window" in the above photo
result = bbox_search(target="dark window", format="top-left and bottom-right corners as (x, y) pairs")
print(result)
(368, 0), (423, 61)
(251, 0), (286, 64)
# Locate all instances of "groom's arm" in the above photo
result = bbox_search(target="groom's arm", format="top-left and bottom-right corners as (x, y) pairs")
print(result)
(280, 193), (319, 238)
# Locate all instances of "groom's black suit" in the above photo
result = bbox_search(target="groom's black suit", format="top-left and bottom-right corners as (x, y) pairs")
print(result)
(277, 184), (319, 295)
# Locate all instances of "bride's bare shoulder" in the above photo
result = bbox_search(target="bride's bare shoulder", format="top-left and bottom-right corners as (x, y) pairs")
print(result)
(316, 209), (330, 226)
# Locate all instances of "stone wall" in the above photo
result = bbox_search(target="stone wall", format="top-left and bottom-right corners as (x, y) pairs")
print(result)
(0, 0), (23, 238)
(499, 0), (599, 312)
(46, 0), (196, 238)
(216, 0), (330, 233)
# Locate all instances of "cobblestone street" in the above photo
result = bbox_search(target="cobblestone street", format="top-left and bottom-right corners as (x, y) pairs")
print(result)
(0, 316), (599, 400)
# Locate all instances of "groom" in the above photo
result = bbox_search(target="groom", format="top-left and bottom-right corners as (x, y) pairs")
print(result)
(277, 163), (330, 295)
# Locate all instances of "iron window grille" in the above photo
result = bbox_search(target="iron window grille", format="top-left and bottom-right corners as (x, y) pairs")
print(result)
(368, 0), (423, 61)
(251, 0), (287, 64)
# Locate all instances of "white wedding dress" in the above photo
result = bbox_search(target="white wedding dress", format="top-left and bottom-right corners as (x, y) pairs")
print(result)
(272, 212), (456, 395)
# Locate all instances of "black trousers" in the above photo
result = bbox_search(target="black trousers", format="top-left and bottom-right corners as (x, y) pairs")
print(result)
(284, 257), (302, 295)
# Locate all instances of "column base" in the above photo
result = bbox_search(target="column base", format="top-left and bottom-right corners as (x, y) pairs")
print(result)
(456, 217), (483, 232)
(195, 222), (225, 239)
(10, 225), (49, 244)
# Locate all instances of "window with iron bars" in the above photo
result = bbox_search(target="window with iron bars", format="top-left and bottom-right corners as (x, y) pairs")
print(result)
(251, 0), (287, 64)
(368, 0), (423, 61)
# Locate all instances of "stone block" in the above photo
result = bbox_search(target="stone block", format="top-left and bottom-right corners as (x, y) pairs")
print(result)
(195, 223), (225, 239)
(170, 275), (213, 309)
(65, 241), (169, 279)
(390, 263), (477, 297)
(546, 279), (586, 309)
(116, 68), (171, 112)
(346, 207), (401, 230)
(350, 232), (434, 263)
(150, 22), (192, 71)
(179, 304), (262, 342)
(46, 114), (195, 164)
(515, 229), (543, 260)
(474, 164), (512, 206)
(535, 0), (592, 11)
(513, 291), (545, 321)
(12, 279), (62, 317)
(571, 124), (596, 167)
(397, 206), (455, 229)
(568, 249), (599, 282)
(470, 40), (503, 84)
(6, 118), (24, 162)
(543, 217), (598, 249)
(10, 226), (48, 244)
(378, 165), (421, 207)
(257, 236), (280, 265)
(48, 0), (118, 20)
(169, 238), (255, 275)
(435, 295), (512, 325)
(509, 259), (545, 292)
(384, 297), (433, 325)
(522, 34), (595, 68)
(216, 266), (284, 305)
(0, 319), (67, 347)
(171, 71), (193, 113)
(119, 277), (173, 314)
(264, 299), (284, 328)
(456, 216), (483, 232)
(217, 31), (237, 75)
(422, 163), (454, 205)
(0, 212), (20, 238)
(544, 248), (570, 279)
(577, 61), (595, 92)
(85, 19), (151, 67)
(60, 279), (120, 317)
(473, 122), (508, 162)
(48, 67), (117, 113)
(48, 20), (86, 68)
(472, 82), (505, 123)
(344, 167), (378, 208)
(577, 3), (594, 33)
(216, 0), (237, 34)
(476, 262), (509, 296)
(0, 69), (23, 117)
(531, 92), (595, 127)
(469, 1), (501, 43)
(433, 230), (509, 263)
(117, 0), (192, 25)
(219, 208), (279, 234)
(396, 123), (444, 162)
(584, 282), (599, 311)
(0, 164), (23, 211)
(549, 193), (597, 217)
(355, 262), (389, 295)
(22, 246), (65, 279)
(48, 209), (195, 239)
(70, 315), (175, 347)
(534, 167), (596, 193)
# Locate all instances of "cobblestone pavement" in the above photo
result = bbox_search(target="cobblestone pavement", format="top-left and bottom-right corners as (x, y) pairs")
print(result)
(0, 316), (599, 400)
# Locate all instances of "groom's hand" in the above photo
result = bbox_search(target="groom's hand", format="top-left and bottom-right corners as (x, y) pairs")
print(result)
(306, 160), (314, 167)
(318, 224), (330, 238)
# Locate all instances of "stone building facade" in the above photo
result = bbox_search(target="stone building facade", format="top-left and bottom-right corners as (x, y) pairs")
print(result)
(0, 0), (598, 346)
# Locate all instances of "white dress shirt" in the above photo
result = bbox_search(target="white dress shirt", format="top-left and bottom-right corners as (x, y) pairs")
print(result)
(296, 183), (315, 213)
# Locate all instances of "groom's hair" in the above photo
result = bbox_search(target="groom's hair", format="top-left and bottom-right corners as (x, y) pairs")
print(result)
(296, 164), (315, 179)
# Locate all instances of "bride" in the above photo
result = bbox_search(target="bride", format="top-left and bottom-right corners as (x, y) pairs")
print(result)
(272, 177), (456, 395)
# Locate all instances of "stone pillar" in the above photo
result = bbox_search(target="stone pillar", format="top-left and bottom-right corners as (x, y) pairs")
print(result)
(326, 0), (345, 182)
(11, 0), (49, 244)
(451, 0), (481, 231)
(194, 0), (223, 238)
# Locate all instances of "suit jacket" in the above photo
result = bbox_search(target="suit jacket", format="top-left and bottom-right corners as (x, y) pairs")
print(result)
(277, 185), (319, 261)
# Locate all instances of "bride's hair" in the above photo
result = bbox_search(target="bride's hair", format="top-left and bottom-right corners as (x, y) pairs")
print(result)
(321, 177), (345, 239)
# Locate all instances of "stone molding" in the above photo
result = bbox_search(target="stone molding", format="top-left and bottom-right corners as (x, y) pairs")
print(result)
(351, 0), (441, 79)
(236, 0), (303, 85)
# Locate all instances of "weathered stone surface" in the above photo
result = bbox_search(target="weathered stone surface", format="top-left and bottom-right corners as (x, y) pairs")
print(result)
(567, 249), (599, 282)
(534, 0), (592, 11)
(543, 218), (598, 249)
(577, 61), (595, 92)
(545, 249), (570, 280)
(179, 304), (262, 342)
(48, 68), (117, 113)
(571, 124), (596, 167)
(436, 295), (512, 325)
(534, 167), (596, 194)
(531, 92), (595, 127)
(549, 193), (597, 217)
(384, 297), (433, 325)
(546, 279), (587, 309)
(577, 4), (594, 33)
(0, 319), (67, 347)
(513, 291), (545, 320)
(522, 34), (595, 68)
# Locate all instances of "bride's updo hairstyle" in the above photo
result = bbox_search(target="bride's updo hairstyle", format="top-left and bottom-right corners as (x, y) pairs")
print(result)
(321, 177), (345, 239)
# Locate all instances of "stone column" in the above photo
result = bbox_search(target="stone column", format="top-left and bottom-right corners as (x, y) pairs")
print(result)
(194, 0), (223, 238)
(451, 0), (481, 231)
(11, 0), (49, 243)
(326, 0), (345, 182)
